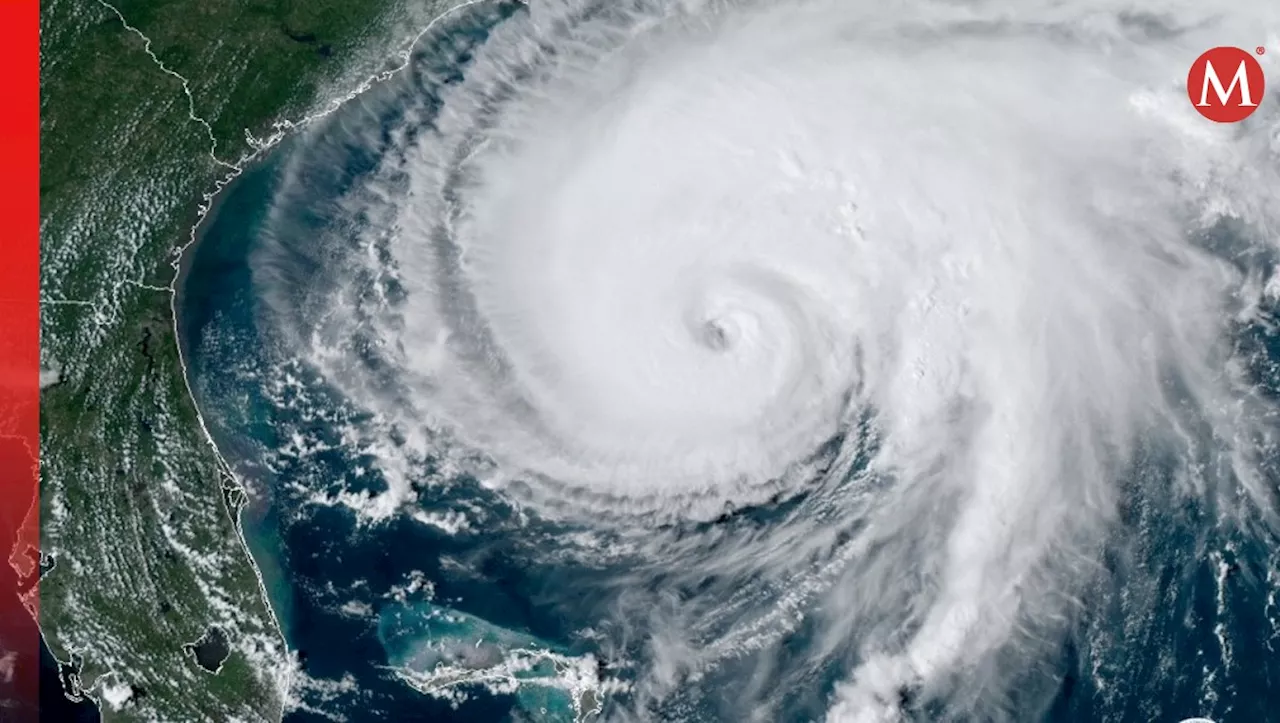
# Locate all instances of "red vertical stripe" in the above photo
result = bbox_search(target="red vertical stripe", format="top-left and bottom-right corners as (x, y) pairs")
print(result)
(0, 0), (41, 719)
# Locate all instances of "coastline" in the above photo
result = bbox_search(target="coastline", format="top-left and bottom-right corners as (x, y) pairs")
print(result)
(168, 145), (295, 715)
(163, 3), (488, 707)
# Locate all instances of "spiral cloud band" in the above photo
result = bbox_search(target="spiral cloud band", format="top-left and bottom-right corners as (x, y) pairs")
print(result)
(253, 0), (1280, 719)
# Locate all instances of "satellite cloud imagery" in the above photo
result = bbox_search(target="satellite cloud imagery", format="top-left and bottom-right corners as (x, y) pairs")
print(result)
(17, 1), (1280, 722)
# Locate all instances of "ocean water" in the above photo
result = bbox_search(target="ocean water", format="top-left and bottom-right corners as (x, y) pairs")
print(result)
(38, 636), (100, 722)
(178, 1), (1280, 721)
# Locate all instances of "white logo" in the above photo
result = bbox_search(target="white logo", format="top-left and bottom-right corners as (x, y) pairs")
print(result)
(1196, 59), (1258, 108)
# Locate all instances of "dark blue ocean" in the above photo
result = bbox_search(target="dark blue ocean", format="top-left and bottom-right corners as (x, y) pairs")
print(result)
(176, 3), (1280, 721)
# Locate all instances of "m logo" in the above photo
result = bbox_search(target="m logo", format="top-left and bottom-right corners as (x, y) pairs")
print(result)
(1187, 46), (1266, 123)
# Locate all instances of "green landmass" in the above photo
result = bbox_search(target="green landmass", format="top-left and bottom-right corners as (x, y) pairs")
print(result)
(38, 0), (450, 719)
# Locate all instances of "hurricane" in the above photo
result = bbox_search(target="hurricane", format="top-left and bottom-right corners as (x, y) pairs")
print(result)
(181, 0), (1280, 721)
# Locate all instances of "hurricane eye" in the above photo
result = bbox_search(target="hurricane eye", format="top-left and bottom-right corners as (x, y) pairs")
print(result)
(700, 319), (731, 351)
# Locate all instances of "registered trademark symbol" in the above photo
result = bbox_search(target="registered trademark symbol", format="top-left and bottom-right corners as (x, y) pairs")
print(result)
(1258, 46), (1267, 55)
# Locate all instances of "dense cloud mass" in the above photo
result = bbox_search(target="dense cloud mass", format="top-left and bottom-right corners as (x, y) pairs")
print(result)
(250, 0), (1280, 720)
